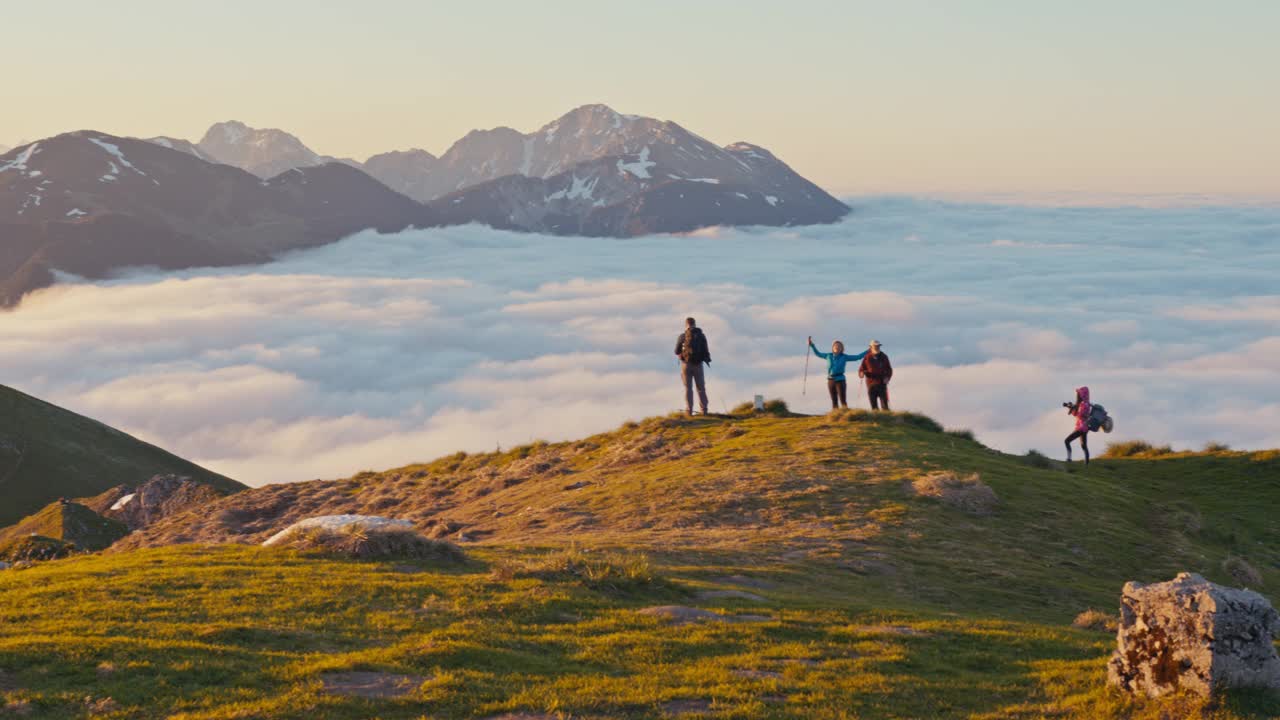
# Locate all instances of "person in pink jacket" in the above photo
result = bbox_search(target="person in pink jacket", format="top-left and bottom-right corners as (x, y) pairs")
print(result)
(1064, 386), (1093, 465)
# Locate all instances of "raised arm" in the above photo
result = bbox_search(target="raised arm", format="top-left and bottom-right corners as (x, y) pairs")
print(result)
(809, 341), (830, 360)
(842, 350), (868, 362)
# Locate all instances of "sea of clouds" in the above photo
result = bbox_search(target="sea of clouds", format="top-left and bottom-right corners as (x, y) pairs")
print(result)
(4, 196), (1278, 485)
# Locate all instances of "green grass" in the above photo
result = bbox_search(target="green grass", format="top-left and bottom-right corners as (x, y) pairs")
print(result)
(2, 412), (1279, 718)
(0, 384), (243, 526)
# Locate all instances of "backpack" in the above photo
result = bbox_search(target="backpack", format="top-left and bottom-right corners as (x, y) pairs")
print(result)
(1088, 403), (1113, 433)
(680, 328), (708, 363)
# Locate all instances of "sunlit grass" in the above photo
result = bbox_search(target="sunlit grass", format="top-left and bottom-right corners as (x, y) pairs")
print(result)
(2, 411), (1278, 718)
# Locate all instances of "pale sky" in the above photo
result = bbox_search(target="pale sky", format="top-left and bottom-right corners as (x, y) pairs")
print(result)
(4, 0), (1278, 197)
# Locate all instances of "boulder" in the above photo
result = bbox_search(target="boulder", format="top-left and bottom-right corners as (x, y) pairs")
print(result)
(96, 474), (230, 531)
(262, 515), (413, 546)
(1107, 572), (1280, 697)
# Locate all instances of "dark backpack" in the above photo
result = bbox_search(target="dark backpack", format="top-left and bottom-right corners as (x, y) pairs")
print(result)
(679, 329), (709, 363)
(1088, 403), (1109, 432)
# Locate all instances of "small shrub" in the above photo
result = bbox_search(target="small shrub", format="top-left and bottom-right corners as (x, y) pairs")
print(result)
(1151, 501), (1202, 535)
(1223, 555), (1263, 587)
(274, 525), (465, 563)
(1202, 442), (1231, 453)
(945, 428), (976, 442)
(911, 472), (998, 516)
(1024, 449), (1053, 469)
(730, 399), (788, 415)
(1073, 609), (1118, 633)
(762, 398), (789, 414)
(498, 547), (660, 593)
(1102, 440), (1174, 459)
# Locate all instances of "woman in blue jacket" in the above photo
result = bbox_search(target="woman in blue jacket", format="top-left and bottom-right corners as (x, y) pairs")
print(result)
(809, 336), (868, 410)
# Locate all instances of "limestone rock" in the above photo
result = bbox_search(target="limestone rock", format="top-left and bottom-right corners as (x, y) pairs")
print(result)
(1107, 572), (1280, 697)
(261, 515), (412, 546)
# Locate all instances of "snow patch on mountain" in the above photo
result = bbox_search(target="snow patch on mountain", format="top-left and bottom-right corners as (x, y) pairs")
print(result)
(88, 137), (148, 177)
(0, 142), (41, 176)
(617, 146), (655, 179)
(110, 493), (137, 511)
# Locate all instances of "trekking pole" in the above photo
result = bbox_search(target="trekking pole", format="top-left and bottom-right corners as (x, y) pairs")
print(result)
(802, 343), (810, 396)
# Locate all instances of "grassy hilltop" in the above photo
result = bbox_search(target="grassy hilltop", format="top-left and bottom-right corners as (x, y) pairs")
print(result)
(1, 408), (1277, 719)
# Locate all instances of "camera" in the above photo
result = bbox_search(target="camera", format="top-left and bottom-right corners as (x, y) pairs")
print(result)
(1062, 401), (1076, 409)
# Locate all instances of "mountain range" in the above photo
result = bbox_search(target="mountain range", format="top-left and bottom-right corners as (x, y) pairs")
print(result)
(0, 105), (848, 305)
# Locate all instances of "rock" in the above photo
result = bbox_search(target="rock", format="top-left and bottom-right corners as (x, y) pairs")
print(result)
(319, 671), (427, 699)
(696, 589), (768, 603)
(660, 699), (713, 715)
(910, 472), (998, 515)
(638, 606), (769, 625)
(1107, 572), (1280, 697)
(732, 669), (783, 680)
(712, 575), (775, 589)
(99, 475), (229, 531)
(261, 515), (412, 546)
(0, 561), (9, 570)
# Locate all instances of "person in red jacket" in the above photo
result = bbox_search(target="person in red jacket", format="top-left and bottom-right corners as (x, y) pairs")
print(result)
(857, 340), (892, 410)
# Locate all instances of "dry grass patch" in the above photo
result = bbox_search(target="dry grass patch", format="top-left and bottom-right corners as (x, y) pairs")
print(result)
(270, 525), (465, 563)
(492, 546), (660, 593)
(1072, 608), (1118, 633)
(1102, 440), (1174, 458)
(910, 472), (998, 515)
(1223, 555), (1263, 587)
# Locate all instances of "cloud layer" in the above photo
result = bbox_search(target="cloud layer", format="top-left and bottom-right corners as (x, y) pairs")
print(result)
(4, 197), (1278, 485)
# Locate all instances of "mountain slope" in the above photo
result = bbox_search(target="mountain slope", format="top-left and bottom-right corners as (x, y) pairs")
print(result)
(5, 410), (1278, 719)
(0, 384), (244, 526)
(429, 146), (848, 235)
(0, 133), (429, 305)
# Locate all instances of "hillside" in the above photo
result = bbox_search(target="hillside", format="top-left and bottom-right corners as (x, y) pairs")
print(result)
(0, 384), (244, 526)
(0, 501), (127, 560)
(1, 409), (1277, 718)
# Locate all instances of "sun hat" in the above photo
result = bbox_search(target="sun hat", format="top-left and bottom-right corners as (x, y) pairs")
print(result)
(869, 339), (882, 348)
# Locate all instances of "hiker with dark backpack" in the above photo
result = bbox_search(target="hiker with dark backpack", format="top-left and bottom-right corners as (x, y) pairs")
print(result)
(857, 340), (893, 410)
(808, 336), (868, 410)
(675, 317), (712, 415)
(1063, 386), (1114, 466)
